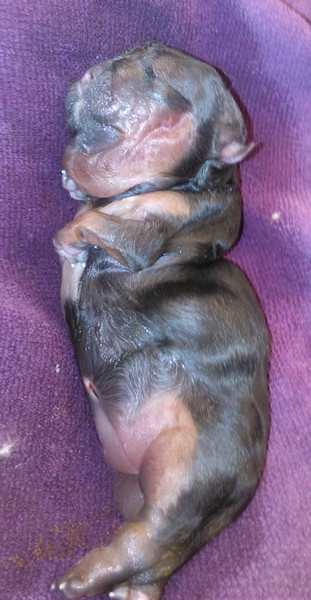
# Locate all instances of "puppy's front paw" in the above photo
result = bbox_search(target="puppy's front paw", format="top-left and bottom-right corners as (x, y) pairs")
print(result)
(53, 227), (88, 266)
(61, 170), (88, 201)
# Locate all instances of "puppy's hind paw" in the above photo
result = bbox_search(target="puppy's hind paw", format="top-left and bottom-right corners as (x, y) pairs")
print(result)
(110, 587), (149, 600)
(51, 579), (76, 599)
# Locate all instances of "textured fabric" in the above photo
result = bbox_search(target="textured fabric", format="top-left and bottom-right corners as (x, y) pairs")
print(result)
(1, 1), (310, 599)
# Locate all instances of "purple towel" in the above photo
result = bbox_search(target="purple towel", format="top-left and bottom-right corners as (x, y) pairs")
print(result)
(1, 1), (310, 598)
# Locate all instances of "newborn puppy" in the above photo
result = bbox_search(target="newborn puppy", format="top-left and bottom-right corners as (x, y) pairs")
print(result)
(52, 43), (269, 600)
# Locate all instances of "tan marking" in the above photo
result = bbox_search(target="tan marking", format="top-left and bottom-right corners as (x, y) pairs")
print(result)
(99, 190), (191, 221)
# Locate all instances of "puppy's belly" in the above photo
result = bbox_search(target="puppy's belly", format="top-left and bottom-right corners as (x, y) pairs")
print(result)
(85, 379), (196, 477)
(90, 399), (138, 474)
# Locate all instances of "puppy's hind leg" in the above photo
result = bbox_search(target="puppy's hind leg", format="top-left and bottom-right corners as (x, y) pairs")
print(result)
(113, 474), (144, 521)
(51, 397), (198, 599)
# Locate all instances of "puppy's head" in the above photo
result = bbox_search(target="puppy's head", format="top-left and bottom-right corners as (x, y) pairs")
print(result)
(63, 43), (252, 200)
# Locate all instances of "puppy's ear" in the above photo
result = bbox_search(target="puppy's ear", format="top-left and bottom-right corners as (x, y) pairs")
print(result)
(207, 80), (254, 166)
(215, 123), (254, 165)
